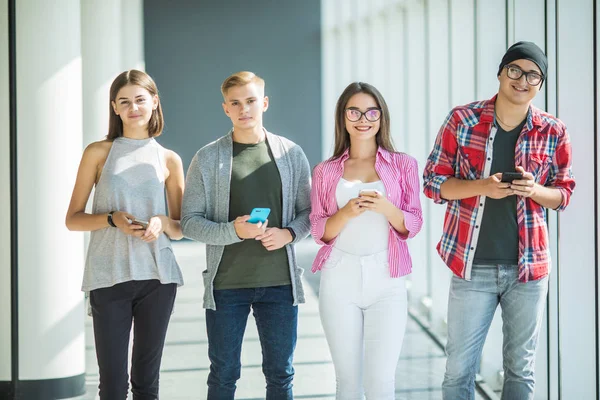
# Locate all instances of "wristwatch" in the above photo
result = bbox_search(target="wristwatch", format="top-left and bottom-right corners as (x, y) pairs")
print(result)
(107, 211), (117, 228)
(285, 227), (296, 242)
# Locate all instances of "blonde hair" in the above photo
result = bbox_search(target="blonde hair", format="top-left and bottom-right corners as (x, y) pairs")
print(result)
(221, 71), (265, 97)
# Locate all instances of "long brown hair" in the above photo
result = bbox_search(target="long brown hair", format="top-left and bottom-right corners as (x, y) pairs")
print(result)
(107, 70), (164, 140)
(332, 82), (395, 159)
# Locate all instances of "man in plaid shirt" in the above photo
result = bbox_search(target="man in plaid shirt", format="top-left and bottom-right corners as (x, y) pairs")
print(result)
(423, 41), (575, 399)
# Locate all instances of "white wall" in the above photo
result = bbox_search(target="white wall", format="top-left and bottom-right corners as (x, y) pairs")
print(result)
(556, 0), (597, 397)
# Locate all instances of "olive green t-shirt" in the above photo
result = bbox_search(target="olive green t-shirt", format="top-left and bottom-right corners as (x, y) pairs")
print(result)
(473, 120), (525, 266)
(214, 140), (291, 289)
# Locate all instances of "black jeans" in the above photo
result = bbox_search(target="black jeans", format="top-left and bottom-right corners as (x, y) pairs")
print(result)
(90, 279), (177, 400)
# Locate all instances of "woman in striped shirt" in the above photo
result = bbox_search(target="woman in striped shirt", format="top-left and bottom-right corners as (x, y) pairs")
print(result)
(310, 82), (423, 399)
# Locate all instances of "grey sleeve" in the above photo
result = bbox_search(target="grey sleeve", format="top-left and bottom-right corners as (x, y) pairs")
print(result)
(181, 153), (242, 246)
(286, 147), (312, 243)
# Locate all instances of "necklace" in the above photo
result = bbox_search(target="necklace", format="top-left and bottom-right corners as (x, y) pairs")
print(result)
(495, 113), (521, 130)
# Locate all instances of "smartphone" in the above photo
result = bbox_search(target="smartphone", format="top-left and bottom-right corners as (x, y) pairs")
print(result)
(131, 219), (149, 229)
(501, 172), (523, 183)
(359, 189), (382, 197)
(248, 208), (270, 224)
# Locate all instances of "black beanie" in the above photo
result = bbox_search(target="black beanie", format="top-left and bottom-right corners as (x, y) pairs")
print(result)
(497, 41), (548, 78)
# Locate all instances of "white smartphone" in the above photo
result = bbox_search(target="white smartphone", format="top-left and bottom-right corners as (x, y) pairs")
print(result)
(359, 189), (382, 197)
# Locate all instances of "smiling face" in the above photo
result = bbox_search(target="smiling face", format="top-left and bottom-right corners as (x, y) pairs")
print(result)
(344, 92), (381, 144)
(497, 58), (542, 106)
(111, 84), (158, 131)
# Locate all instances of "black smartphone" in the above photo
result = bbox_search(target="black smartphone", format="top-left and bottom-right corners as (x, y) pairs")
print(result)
(501, 172), (523, 183)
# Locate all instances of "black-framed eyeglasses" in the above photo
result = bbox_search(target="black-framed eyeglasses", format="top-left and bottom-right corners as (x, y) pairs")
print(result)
(504, 64), (544, 86)
(345, 108), (382, 122)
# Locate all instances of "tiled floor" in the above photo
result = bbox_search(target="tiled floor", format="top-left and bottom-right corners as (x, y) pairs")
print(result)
(76, 239), (484, 400)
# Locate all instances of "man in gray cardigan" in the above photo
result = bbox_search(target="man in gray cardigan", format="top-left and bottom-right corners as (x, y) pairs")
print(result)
(181, 71), (311, 400)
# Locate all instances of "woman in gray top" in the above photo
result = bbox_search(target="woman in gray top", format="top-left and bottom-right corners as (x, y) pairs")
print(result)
(65, 70), (185, 400)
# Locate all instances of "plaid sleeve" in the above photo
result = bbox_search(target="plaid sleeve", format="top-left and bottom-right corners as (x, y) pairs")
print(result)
(548, 123), (576, 211)
(423, 110), (459, 204)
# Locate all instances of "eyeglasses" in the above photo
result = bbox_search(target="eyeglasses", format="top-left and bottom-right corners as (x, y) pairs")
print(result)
(345, 108), (382, 122)
(504, 64), (544, 86)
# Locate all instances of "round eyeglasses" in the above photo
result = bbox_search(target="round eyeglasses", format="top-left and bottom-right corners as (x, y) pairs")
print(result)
(504, 64), (544, 86)
(345, 108), (382, 122)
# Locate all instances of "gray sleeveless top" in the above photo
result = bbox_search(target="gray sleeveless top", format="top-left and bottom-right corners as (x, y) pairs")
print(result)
(82, 137), (184, 292)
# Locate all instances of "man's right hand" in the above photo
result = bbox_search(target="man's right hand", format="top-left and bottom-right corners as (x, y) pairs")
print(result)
(234, 215), (268, 239)
(483, 173), (514, 199)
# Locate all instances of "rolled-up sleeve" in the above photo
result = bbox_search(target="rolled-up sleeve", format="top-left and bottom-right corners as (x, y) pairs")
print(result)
(423, 110), (459, 204)
(396, 157), (423, 241)
(309, 163), (334, 246)
(548, 124), (576, 211)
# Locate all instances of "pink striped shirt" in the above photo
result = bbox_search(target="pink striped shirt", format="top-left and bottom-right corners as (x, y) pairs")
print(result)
(310, 147), (423, 277)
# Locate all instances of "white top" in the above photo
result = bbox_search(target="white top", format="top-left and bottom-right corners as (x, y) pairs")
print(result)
(333, 179), (390, 256)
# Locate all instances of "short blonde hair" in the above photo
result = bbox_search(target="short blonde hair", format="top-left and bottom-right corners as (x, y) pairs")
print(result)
(221, 71), (265, 97)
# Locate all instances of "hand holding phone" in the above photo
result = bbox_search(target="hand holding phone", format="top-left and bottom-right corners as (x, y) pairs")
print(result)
(509, 166), (536, 198)
(359, 189), (382, 197)
(131, 219), (149, 229)
(234, 208), (270, 240)
(357, 188), (395, 217)
(501, 172), (523, 183)
(248, 208), (271, 224)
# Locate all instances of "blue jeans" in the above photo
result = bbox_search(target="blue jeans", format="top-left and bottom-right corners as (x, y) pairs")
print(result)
(442, 265), (548, 400)
(205, 284), (297, 400)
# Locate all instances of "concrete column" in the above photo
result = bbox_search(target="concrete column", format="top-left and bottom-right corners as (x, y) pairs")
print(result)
(81, 0), (145, 147)
(0, 0), (12, 389)
(81, 0), (124, 145)
(8, 0), (86, 397)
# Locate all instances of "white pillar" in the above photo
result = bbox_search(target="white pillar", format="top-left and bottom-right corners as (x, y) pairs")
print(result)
(404, 0), (429, 310)
(426, 0), (452, 337)
(81, 0), (145, 147)
(14, 0), (85, 397)
(0, 0), (12, 386)
(81, 0), (124, 145)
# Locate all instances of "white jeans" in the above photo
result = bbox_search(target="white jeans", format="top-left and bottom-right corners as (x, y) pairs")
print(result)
(319, 247), (408, 400)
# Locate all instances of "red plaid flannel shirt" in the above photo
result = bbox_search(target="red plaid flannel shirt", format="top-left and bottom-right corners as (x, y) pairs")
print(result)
(423, 96), (575, 282)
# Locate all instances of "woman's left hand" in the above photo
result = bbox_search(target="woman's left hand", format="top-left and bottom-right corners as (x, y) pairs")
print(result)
(359, 191), (396, 218)
(141, 215), (168, 242)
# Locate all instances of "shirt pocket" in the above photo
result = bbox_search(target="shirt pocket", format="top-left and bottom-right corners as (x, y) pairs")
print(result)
(457, 146), (485, 180)
(527, 154), (552, 184)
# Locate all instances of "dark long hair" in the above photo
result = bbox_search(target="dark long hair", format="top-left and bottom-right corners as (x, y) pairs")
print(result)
(332, 82), (395, 159)
(107, 70), (164, 140)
